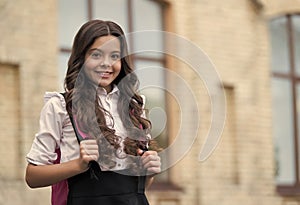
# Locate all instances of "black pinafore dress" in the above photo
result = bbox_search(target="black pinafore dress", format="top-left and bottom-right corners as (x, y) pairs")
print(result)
(65, 99), (149, 205)
(67, 163), (149, 205)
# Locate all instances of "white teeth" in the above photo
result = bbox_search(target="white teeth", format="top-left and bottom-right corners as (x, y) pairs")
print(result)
(95, 71), (112, 77)
(95, 71), (112, 74)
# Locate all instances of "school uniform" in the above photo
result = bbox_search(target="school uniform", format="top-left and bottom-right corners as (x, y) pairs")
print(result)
(26, 86), (149, 205)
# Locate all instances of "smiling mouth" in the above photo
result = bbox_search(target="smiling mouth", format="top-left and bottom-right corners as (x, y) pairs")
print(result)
(95, 71), (113, 77)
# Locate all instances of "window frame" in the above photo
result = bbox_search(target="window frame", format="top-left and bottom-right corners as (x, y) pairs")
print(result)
(58, 0), (181, 190)
(271, 14), (300, 196)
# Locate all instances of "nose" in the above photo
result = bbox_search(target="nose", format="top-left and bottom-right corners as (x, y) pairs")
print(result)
(100, 55), (111, 68)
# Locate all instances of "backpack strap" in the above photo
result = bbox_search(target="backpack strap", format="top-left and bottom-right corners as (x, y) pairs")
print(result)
(60, 93), (83, 143)
(68, 112), (84, 143)
(61, 92), (101, 180)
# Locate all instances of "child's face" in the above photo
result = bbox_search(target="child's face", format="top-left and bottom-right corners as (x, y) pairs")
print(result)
(84, 35), (121, 92)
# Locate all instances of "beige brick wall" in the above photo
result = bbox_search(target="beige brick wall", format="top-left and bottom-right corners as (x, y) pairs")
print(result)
(1, 0), (300, 204)
(148, 0), (286, 204)
(0, 0), (58, 204)
(263, 0), (300, 18)
(0, 64), (20, 179)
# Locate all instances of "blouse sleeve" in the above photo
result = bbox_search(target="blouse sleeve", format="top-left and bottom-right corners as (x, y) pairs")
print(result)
(26, 92), (67, 165)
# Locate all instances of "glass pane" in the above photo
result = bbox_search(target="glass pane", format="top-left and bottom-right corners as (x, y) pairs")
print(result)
(58, 0), (88, 48)
(269, 17), (290, 74)
(92, 0), (128, 33)
(58, 52), (70, 92)
(134, 59), (168, 182)
(134, 60), (166, 142)
(292, 16), (300, 76)
(271, 78), (295, 185)
(132, 0), (163, 31)
(132, 0), (164, 59)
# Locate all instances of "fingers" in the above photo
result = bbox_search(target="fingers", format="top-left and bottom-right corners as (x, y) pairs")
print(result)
(139, 150), (161, 175)
(137, 148), (145, 156)
(80, 139), (99, 163)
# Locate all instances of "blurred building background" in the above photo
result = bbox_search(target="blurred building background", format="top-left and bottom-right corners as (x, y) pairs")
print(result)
(1, 0), (300, 204)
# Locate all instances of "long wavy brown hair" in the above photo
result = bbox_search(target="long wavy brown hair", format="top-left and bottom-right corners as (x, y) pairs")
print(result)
(63, 19), (160, 171)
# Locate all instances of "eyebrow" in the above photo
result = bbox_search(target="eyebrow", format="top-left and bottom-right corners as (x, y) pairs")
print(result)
(89, 48), (121, 53)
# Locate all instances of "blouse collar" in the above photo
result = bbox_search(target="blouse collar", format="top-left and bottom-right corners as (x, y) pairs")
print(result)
(97, 84), (120, 96)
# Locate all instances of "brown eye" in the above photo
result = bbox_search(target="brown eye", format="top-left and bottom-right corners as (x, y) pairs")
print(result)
(90, 51), (102, 59)
(111, 53), (120, 60)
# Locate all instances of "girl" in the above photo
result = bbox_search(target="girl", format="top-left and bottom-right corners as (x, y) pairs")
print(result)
(25, 19), (161, 205)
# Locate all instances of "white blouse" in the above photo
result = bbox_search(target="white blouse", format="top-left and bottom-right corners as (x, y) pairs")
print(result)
(26, 86), (147, 171)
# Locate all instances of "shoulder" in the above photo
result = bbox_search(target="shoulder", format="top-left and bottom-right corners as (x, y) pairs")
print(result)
(43, 92), (66, 108)
(41, 92), (67, 115)
(38, 92), (69, 128)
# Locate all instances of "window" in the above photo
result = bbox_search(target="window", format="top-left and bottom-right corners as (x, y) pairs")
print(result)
(58, 0), (170, 183)
(269, 14), (300, 195)
(58, 0), (167, 88)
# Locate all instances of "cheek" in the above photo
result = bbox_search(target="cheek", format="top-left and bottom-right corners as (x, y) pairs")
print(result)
(85, 59), (98, 69)
(83, 63), (95, 79)
(113, 62), (122, 73)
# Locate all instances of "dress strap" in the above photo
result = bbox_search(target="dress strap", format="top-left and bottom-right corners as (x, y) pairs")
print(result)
(137, 176), (146, 194)
(137, 146), (148, 194)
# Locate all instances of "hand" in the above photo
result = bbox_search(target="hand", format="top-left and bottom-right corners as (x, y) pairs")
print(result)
(78, 139), (99, 172)
(138, 149), (161, 176)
